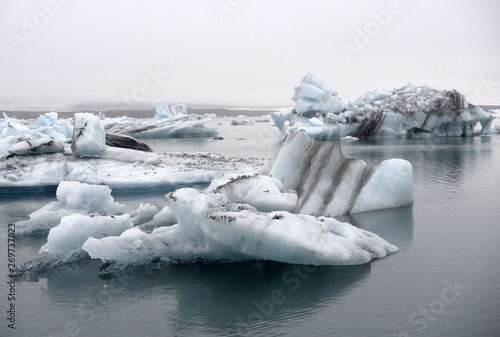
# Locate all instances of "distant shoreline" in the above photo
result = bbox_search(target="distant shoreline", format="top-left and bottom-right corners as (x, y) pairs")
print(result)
(1, 105), (498, 120)
(0, 107), (282, 119)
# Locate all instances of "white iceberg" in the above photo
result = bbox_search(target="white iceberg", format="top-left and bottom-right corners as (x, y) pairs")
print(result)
(82, 188), (397, 266)
(231, 115), (255, 125)
(71, 113), (107, 157)
(274, 74), (495, 141)
(270, 131), (413, 217)
(153, 100), (187, 119)
(16, 181), (125, 236)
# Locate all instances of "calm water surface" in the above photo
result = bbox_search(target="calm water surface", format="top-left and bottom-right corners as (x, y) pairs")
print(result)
(1, 122), (499, 336)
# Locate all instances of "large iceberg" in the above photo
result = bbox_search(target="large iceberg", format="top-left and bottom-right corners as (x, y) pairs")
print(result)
(273, 74), (495, 141)
(270, 132), (413, 216)
(82, 188), (397, 267)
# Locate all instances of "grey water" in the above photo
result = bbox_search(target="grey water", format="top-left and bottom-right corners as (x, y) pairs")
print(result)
(1, 121), (500, 336)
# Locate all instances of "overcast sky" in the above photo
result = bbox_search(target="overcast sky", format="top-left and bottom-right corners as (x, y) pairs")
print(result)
(1, 0), (499, 111)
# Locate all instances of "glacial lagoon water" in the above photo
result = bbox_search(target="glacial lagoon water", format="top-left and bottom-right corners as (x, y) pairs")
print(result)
(1, 117), (499, 336)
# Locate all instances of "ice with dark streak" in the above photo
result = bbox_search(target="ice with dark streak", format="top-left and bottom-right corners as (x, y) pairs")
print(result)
(270, 131), (413, 217)
(273, 73), (495, 141)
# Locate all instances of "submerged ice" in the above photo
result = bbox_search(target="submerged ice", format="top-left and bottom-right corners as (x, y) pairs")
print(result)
(273, 74), (495, 141)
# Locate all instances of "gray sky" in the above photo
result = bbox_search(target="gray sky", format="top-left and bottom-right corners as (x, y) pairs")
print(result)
(1, 0), (499, 111)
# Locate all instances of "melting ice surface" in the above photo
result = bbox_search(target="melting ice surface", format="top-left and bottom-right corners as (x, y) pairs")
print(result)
(273, 73), (495, 141)
(82, 188), (397, 267)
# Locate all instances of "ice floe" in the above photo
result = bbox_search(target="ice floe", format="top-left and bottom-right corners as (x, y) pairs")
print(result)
(82, 188), (398, 267)
(273, 74), (495, 141)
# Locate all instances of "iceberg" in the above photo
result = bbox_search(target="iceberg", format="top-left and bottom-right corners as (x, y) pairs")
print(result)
(104, 100), (218, 139)
(152, 100), (187, 119)
(270, 132), (413, 217)
(82, 188), (397, 266)
(231, 115), (255, 125)
(71, 113), (107, 157)
(16, 181), (125, 236)
(273, 74), (495, 141)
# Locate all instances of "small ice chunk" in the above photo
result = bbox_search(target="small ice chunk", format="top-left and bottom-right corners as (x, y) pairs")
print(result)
(16, 181), (125, 236)
(71, 113), (107, 157)
(36, 112), (58, 127)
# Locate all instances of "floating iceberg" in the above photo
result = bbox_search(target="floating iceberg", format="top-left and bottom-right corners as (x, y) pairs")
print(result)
(16, 181), (125, 236)
(231, 115), (255, 126)
(269, 131), (413, 217)
(71, 113), (107, 157)
(82, 188), (397, 266)
(273, 74), (495, 141)
(103, 100), (218, 139)
(152, 100), (188, 119)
